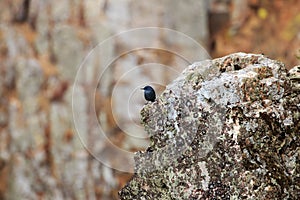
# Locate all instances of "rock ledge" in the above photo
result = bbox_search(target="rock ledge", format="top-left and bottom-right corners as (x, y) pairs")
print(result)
(119, 53), (300, 200)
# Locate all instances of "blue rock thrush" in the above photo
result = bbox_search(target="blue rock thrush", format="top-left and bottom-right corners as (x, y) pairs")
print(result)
(141, 86), (156, 102)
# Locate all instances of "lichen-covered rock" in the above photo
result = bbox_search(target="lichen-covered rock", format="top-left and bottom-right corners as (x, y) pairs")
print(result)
(119, 53), (300, 199)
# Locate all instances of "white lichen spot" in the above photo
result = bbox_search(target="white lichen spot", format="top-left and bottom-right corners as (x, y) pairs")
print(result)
(283, 117), (293, 126)
(264, 185), (273, 192)
(174, 122), (180, 133)
(226, 117), (240, 142)
(198, 161), (210, 190)
(244, 121), (258, 132)
(166, 131), (174, 138)
(260, 77), (277, 86)
(168, 106), (178, 120)
(232, 118), (240, 142)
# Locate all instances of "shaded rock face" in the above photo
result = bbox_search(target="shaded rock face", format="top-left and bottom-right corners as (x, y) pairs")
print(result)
(119, 53), (300, 199)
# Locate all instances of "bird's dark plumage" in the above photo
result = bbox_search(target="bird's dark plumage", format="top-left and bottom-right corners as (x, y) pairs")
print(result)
(141, 86), (156, 102)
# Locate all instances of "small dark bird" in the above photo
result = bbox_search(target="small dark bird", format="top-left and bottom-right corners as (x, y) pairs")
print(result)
(141, 85), (156, 102)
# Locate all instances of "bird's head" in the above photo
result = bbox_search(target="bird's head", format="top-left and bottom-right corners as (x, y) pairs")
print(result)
(141, 86), (153, 91)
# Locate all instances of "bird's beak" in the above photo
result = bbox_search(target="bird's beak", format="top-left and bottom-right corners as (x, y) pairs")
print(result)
(140, 88), (144, 90)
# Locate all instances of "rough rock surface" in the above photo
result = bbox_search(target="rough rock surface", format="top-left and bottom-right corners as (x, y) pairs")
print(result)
(119, 53), (300, 199)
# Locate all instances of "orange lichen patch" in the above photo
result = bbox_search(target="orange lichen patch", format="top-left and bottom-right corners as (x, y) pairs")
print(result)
(116, 171), (134, 189)
(39, 54), (59, 77)
(0, 162), (8, 200)
(9, 96), (22, 111)
(94, 185), (103, 200)
(24, 147), (35, 160)
(104, 97), (117, 130)
(94, 92), (104, 116)
(63, 129), (74, 142)
(43, 123), (58, 179)
(76, 27), (92, 45)
(255, 66), (273, 79)
(48, 80), (69, 102)
(109, 128), (126, 148)
(0, 31), (8, 61)
(15, 23), (37, 47)
(37, 94), (50, 113)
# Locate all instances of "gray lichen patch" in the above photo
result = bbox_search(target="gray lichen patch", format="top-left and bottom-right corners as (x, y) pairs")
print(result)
(119, 53), (300, 200)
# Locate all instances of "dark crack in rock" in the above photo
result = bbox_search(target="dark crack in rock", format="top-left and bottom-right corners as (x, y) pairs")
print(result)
(119, 53), (300, 200)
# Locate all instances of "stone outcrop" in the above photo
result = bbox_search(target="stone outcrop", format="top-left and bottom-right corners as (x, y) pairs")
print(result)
(119, 53), (300, 199)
